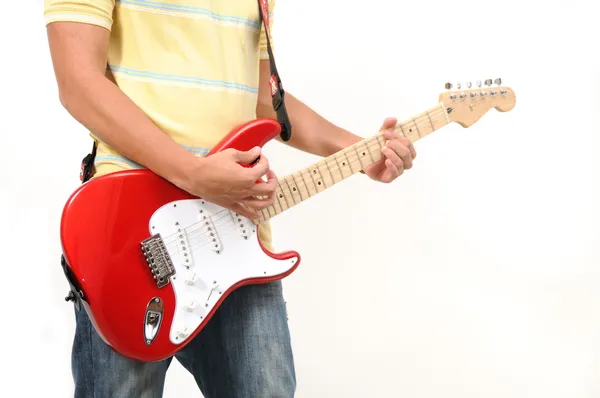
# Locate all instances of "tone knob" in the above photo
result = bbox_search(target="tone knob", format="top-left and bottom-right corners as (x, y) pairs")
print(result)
(184, 300), (197, 312)
(176, 327), (191, 339)
(184, 271), (198, 285)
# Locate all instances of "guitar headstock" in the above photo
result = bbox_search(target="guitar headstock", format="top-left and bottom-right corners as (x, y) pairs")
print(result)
(440, 78), (516, 127)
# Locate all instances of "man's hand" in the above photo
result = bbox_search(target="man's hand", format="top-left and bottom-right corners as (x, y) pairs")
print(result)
(362, 117), (417, 183)
(185, 147), (278, 220)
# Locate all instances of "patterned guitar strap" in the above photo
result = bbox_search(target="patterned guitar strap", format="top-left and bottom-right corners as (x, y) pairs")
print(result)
(258, 0), (292, 141)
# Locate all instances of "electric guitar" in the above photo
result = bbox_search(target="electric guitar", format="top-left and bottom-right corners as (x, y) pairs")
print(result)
(60, 80), (516, 362)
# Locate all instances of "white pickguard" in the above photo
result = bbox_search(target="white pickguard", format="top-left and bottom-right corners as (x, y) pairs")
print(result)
(148, 199), (297, 345)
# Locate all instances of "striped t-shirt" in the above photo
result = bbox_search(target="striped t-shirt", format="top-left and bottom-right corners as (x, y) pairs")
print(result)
(44, 0), (277, 248)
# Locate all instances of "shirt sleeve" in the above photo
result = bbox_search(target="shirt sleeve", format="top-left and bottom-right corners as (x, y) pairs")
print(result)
(44, 0), (116, 31)
(259, 0), (277, 60)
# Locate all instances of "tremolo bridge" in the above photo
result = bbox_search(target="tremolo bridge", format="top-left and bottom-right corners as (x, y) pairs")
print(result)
(141, 234), (176, 288)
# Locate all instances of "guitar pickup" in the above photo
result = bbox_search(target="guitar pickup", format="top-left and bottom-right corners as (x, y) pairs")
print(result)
(230, 211), (250, 239)
(175, 228), (193, 268)
(203, 216), (222, 254)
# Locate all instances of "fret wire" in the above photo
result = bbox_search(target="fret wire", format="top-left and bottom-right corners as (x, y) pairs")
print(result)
(316, 163), (328, 188)
(268, 195), (280, 216)
(313, 165), (326, 190)
(282, 177), (297, 205)
(331, 155), (344, 182)
(375, 134), (385, 151)
(412, 117), (422, 138)
(371, 135), (384, 163)
(307, 166), (321, 193)
(277, 183), (292, 209)
(265, 204), (274, 219)
(398, 123), (407, 138)
(290, 172), (304, 201)
(341, 148), (355, 174)
(440, 103), (451, 123)
(322, 158), (336, 185)
(332, 152), (344, 179)
(299, 169), (314, 197)
(351, 144), (364, 171)
(362, 139), (374, 164)
(274, 187), (285, 213)
(425, 110), (435, 131)
(260, 208), (268, 221)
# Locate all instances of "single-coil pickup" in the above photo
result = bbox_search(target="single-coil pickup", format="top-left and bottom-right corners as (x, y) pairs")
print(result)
(203, 217), (222, 254)
(230, 211), (250, 239)
(175, 228), (193, 268)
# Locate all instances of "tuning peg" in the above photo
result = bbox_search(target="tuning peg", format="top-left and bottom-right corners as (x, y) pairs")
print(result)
(485, 79), (493, 86)
(456, 82), (462, 90)
(476, 80), (482, 87)
(445, 82), (453, 90)
(494, 78), (502, 86)
(466, 81), (472, 88)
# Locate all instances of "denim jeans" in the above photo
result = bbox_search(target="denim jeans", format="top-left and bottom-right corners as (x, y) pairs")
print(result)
(71, 281), (296, 398)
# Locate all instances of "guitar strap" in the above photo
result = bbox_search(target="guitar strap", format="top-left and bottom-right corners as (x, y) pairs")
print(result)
(65, 0), (290, 308)
(257, 0), (292, 142)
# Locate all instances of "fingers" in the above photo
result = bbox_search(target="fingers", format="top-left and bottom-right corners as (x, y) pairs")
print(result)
(229, 201), (260, 220)
(380, 117), (398, 131)
(242, 170), (278, 213)
(384, 141), (413, 170)
(242, 195), (275, 211)
(245, 153), (271, 180)
(248, 170), (277, 196)
(232, 146), (262, 164)
(384, 129), (417, 160)
(382, 131), (417, 170)
(384, 159), (401, 182)
(381, 145), (406, 172)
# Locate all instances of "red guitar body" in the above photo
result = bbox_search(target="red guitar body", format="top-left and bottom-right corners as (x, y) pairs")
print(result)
(60, 118), (300, 362)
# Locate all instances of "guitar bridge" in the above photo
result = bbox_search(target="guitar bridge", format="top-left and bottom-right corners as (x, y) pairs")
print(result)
(141, 234), (175, 288)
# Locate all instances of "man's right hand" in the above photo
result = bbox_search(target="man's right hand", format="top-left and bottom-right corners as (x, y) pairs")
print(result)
(183, 146), (278, 220)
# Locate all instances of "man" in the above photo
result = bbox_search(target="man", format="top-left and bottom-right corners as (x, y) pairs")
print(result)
(44, 0), (417, 397)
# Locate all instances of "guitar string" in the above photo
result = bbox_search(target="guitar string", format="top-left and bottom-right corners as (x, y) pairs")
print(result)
(158, 107), (449, 248)
(157, 109), (451, 252)
(155, 87), (510, 253)
(158, 107), (450, 248)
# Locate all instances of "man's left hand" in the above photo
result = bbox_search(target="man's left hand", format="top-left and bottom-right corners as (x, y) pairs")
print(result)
(362, 117), (417, 183)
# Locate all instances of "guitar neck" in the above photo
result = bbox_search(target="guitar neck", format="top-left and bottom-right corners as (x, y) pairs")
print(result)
(257, 103), (451, 223)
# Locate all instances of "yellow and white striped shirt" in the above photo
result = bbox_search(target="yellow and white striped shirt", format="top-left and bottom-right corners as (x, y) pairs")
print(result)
(44, 0), (277, 248)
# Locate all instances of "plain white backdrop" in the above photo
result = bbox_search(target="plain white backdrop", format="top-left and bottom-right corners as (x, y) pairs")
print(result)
(1, 0), (599, 397)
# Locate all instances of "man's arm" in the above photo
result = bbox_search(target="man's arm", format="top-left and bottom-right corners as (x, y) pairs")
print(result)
(47, 22), (199, 187)
(256, 60), (417, 182)
(46, 22), (276, 218)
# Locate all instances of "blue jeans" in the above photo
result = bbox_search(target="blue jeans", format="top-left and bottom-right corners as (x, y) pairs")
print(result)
(71, 281), (296, 397)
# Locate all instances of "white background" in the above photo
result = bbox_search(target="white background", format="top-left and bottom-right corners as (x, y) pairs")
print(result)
(1, 0), (599, 397)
